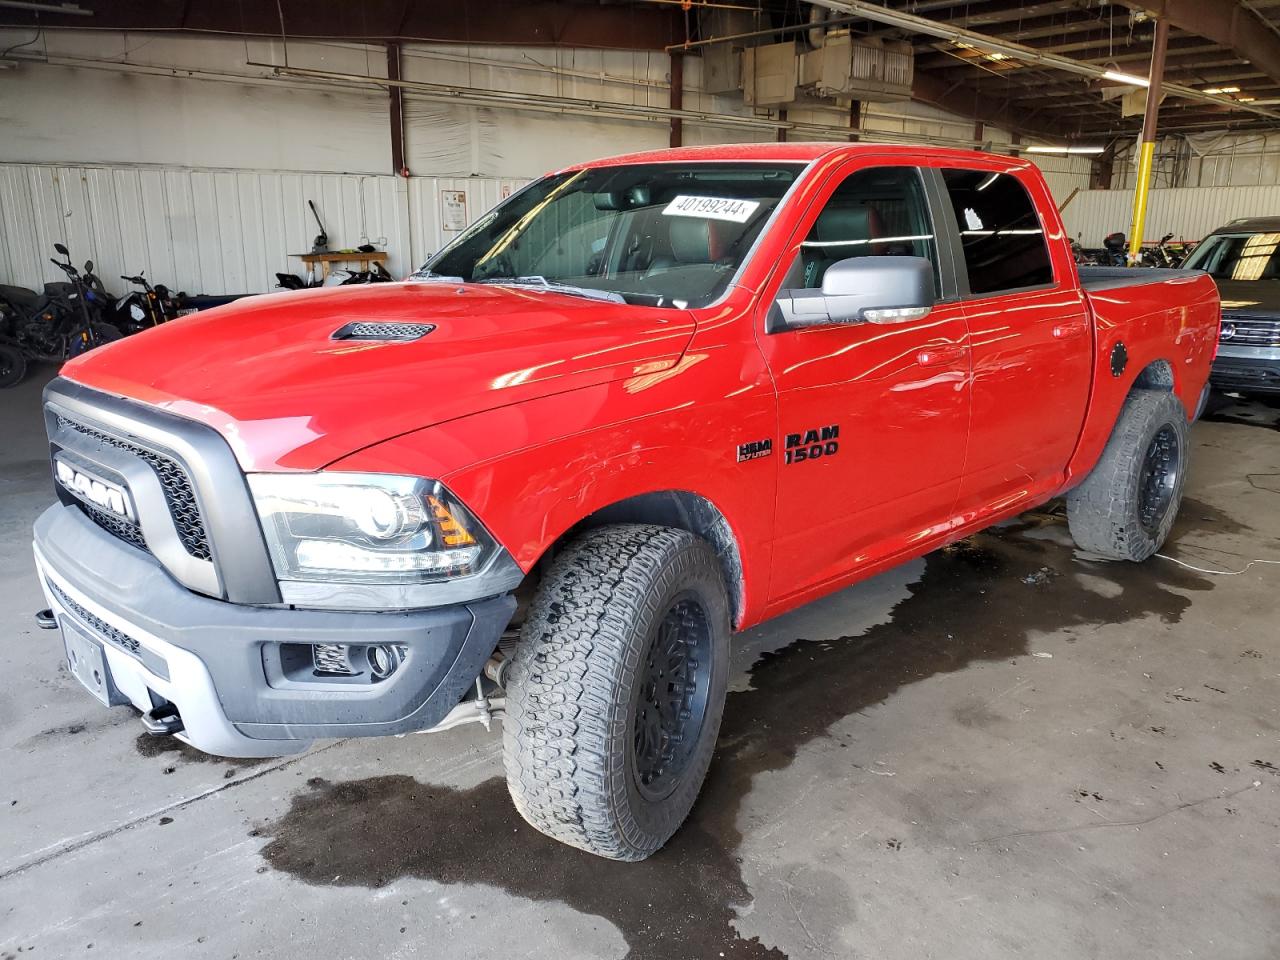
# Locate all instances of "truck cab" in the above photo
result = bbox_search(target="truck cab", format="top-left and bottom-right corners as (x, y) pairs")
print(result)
(33, 143), (1220, 861)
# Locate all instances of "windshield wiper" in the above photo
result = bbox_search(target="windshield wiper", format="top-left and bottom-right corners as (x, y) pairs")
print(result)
(408, 269), (464, 282)
(477, 276), (626, 304)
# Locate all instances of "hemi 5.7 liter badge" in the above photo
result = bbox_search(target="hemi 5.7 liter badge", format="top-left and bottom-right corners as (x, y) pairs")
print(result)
(737, 439), (773, 462)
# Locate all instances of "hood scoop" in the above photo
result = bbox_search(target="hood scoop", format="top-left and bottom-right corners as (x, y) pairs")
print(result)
(331, 321), (436, 342)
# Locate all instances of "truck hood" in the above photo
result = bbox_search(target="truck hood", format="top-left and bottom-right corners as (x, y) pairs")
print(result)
(64, 282), (696, 470)
(1214, 278), (1280, 315)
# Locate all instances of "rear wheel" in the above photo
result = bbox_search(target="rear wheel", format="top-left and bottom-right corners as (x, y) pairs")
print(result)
(1066, 390), (1189, 561)
(503, 524), (730, 861)
(0, 341), (26, 388)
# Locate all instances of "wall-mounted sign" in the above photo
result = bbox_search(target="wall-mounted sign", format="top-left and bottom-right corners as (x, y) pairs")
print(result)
(441, 190), (468, 231)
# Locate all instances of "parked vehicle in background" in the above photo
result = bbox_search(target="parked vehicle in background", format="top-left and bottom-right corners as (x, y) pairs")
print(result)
(33, 144), (1219, 861)
(112, 271), (175, 335)
(0, 243), (122, 387)
(1182, 216), (1280, 397)
(1145, 233), (1188, 268)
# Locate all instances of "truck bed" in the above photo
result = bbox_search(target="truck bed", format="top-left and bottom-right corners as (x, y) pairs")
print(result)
(1077, 265), (1202, 291)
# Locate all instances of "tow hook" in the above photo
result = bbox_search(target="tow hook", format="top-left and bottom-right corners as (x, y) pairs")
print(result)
(35, 609), (57, 630)
(141, 703), (184, 736)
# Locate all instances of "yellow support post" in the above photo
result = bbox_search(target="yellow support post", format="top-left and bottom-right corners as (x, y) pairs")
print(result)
(1127, 18), (1169, 266)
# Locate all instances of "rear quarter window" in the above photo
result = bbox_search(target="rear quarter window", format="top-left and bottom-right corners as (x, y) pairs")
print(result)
(941, 169), (1054, 295)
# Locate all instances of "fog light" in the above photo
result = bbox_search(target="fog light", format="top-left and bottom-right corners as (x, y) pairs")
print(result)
(313, 643), (356, 676)
(367, 644), (406, 680)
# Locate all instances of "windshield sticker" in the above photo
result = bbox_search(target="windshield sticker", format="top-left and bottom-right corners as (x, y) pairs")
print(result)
(663, 195), (761, 223)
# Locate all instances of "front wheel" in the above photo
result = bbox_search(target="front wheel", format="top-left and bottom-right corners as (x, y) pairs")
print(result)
(1066, 390), (1189, 561)
(0, 340), (26, 388)
(503, 524), (730, 861)
(65, 321), (122, 358)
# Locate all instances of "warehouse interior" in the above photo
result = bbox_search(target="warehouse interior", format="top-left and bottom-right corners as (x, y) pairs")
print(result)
(1, 2), (1278, 958)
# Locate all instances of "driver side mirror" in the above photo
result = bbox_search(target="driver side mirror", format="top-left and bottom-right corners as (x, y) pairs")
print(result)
(771, 256), (936, 331)
(84, 260), (94, 273)
(54, 243), (69, 256)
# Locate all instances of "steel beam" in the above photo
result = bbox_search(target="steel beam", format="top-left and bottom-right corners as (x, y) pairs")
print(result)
(1128, 18), (1170, 264)
(811, 0), (1280, 122)
(1117, 0), (1280, 87)
(669, 51), (683, 149)
(0, 0), (685, 50)
(387, 42), (405, 177)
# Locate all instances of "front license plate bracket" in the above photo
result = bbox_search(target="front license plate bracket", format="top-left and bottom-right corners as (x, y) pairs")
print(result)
(62, 619), (129, 707)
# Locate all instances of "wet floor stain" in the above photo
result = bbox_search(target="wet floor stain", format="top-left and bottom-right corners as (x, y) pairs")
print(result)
(1204, 408), (1280, 434)
(134, 733), (268, 768)
(258, 512), (1212, 959)
(1174, 497), (1249, 538)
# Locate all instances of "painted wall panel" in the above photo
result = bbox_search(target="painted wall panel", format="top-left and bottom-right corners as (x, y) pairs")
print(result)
(0, 163), (434, 294)
(1060, 184), (1280, 246)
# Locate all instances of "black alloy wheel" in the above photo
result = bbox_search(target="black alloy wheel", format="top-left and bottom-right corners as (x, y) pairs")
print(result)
(1138, 425), (1180, 535)
(631, 593), (714, 801)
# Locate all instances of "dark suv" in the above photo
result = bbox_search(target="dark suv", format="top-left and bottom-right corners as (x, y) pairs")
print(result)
(1183, 216), (1280, 395)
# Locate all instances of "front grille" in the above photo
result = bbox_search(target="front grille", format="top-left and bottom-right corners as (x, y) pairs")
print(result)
(48, 580), (169, 680)
(1221, 316), (1280, 347)
(56, 414), (212, 561)
(50, 580), (140, 656)
(81, 501), (148, 552)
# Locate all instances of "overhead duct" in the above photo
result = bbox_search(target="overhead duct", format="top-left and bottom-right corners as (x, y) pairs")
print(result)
(800, 32), (913, 102)
(742, 41), (798, 106)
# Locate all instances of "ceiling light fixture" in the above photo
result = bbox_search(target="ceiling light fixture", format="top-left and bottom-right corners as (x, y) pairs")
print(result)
(1024, 145), (1106, 154)
(1103, 70), (1151, 88)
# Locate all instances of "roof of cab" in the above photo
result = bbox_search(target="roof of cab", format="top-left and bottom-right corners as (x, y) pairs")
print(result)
(561, 141), (1019, 170)
(1211, 216), (1280, 234)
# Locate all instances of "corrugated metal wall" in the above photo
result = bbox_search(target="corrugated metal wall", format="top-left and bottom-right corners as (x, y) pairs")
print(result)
(1060, 184), (1280, 245)
(0, 163), (526, 295)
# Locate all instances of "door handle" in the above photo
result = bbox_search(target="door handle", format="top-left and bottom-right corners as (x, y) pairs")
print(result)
(1052, 320), (1088, 340)
(916, 344), (966, 367)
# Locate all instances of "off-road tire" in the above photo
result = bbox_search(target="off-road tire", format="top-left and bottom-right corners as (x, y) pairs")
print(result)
(502, 524), (731, 861)
(1066, 390), (1189, 561)
(0, 341), (26, 388)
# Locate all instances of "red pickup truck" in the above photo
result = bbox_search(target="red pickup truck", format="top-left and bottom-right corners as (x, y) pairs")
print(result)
(33, 143), (1219, 861)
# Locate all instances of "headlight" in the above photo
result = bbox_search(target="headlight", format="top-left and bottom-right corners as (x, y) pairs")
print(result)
(248, 472), (500, 584)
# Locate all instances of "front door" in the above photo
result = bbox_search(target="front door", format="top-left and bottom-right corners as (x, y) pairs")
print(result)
(756, 161), (972, 609)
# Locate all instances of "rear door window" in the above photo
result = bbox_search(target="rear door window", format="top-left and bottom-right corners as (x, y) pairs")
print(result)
(941, 169), (1053, 295)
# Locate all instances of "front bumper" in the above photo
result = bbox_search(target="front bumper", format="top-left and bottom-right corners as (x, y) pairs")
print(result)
(33, 504), (515, 758)
(1211, 344), (1280, 394)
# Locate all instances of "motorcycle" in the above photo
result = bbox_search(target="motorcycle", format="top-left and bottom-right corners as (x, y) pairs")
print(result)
(1100, 231), (1128, 266)
(1146, 233), (1189, 268)
(0, 242), (123, 388)
(112, 270), (176, 334)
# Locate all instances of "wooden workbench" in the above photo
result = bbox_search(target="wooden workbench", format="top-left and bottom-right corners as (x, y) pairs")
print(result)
(292, 250), (389, 281)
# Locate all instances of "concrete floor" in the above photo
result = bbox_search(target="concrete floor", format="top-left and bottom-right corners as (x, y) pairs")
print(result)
(2, 365), (1278, 960)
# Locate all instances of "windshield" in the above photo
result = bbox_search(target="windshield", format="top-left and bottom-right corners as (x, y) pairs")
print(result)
(1183, 232), (1280, 282)
(419, 162), (806, 308)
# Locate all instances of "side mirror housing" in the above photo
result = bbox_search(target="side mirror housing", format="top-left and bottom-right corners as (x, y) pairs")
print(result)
(772, 256), (936, 331)
(54, 242), (69, 256)
(84, 260), (94, 273)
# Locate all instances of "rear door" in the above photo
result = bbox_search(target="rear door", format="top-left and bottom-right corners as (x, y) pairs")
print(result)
(932, 165), (1092, 520)
(756, 159), (971, 608)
